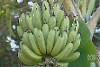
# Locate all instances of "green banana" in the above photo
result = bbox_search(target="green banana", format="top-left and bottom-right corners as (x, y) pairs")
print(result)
(54, 0), (64, 6)
(47, 30), (55, 54)
(70, 18), (79, 33)
(67, 30), (77, 43)
(48, 16), (56, 29)
(75, 19), (79, 32)
(51, 35), (64, 56)
(42, 1), (49, 12)
(33, 28), (38, 40)
(71, 39), (81, 52)
(56, 10), (64, 27)
(29, 33), (42, 55)
(32, 3), (41, 28)
(53, 26), (59, 31)
(27, 11), (32, 17)
(20, 44), (42, 63)
(54, 30), (60, 42)
(61, 52), (80, 62)
(43, 10), (50, 24)
(22, 32), (31, 48)
(75, 33), (80, 40)
(33, 3), (40, 12)
(32, 5), (42, 29)
(68, 19), (79, 43)
(54, 43), (73, 61)
(18, 50), (37, 66)
(19, 13), (26, 29)
(49, 0), (54, 5)
(52, 3), (60, 17)
(42, 24), (49, 44)
(17, 25), (24, 37)
(73, 18), (79, 32)
(58, 62), (69, 67)
(37, 30), (46, 55)
(25, 14), (34, 31)
(60, 16), (69, 32)
(54, 27), (60, 42)
(62, 31), (68, 49)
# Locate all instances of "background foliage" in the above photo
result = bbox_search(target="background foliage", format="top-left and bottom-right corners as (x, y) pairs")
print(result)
(0, 0), (99, 67)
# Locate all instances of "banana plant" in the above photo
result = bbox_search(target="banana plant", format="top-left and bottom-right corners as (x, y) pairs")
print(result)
(9, 0), (99, 67)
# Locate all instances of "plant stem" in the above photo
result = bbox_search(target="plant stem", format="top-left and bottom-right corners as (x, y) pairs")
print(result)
(85, 0), (96, 22)
(71, 0), (84, 21)
(87, 6), (100, 39)
(63, 0), (76, 19)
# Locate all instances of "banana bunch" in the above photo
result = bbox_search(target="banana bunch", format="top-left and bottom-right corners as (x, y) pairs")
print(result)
(17, 0), (81, 67)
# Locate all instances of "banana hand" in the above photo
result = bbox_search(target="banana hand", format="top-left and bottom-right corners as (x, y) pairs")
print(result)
(20, 44), (42, 63)
(18, 50), (38, 66)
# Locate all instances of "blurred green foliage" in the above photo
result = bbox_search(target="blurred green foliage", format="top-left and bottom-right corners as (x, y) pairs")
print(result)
(0, 0), (30, 67)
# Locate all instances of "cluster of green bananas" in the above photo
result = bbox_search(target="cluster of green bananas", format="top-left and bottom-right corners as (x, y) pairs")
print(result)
(17, 0), (81, 67)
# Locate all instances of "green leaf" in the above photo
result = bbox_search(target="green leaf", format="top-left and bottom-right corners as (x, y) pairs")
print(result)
(69, 39), (97, 67)
(0, 10), (4, 16)
(78, 20), (90, 48)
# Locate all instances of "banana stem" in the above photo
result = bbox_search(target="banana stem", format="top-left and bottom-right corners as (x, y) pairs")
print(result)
(71, 0), (84, 21)
(74, 0), (80, 7)
(87, 6), (100, 39)
(63, 0), (84, 21)
(21, 57), (59, 67)
(63, 0), (76, 19)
